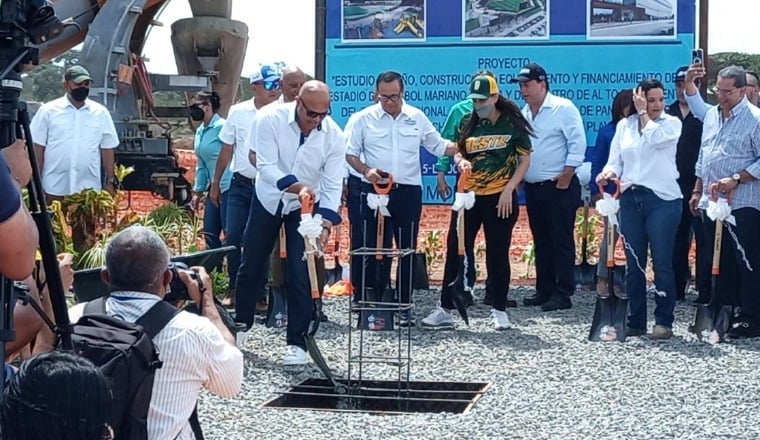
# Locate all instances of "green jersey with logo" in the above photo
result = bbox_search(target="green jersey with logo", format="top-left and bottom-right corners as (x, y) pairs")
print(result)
(455, 114), (532, 196)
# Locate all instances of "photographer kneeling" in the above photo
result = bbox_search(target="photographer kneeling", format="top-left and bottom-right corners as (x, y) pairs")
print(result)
(68, 225), (243, 440)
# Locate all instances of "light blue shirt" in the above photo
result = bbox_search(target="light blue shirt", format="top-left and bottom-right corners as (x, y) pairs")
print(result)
(695, 97), (760, 211)
(193, 113), (232, 193)
(684, 91), (710, 122)
(521, 93), (587, 183)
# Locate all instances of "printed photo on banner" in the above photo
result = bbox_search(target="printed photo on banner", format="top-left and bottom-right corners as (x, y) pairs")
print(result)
(341, 0), (426, 42)
(462, 0), (549, 40)
(587, 0), (677, 40)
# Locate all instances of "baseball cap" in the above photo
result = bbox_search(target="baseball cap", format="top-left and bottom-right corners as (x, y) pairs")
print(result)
(674, 66), (688, 82)
(509, 63), (547, 83)
(467, 75), (499, 100)
(64, 65), (92, 84)
(249, 65), (280, 84)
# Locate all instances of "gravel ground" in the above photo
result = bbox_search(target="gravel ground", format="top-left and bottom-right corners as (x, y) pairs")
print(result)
(199, 287), (760, 439)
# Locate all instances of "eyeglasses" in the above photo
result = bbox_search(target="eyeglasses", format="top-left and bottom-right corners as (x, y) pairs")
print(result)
(377, 94), (402, 102)
(713, 86), (739, 96)
(254, 80), (280, 91)
(301, 101), (331, 119)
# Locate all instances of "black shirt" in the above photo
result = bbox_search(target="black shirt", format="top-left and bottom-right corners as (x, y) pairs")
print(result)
(666, 101), (703, 195)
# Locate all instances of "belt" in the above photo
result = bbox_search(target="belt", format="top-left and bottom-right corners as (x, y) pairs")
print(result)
(525, 179), (553, 186)
(233, 172), (255, 185)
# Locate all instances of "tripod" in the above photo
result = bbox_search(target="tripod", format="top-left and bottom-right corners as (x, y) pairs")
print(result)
(0, 99), (73, 386)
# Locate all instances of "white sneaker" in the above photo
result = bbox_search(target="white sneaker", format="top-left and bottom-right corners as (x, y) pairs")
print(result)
(421, 307), (454, 327)
(282, 345), (308, 365)
(490, 309), (511, 330)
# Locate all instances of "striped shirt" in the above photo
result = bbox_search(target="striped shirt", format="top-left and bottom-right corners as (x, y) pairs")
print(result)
(694, 97), (760, 211)
(70, 292), (244, 440)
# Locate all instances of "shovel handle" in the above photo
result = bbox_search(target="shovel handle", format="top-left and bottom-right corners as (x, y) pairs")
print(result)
(606, 216), (616, 269)
(298, 193), (321, 300)
(712, 218), (723, 276)
(372, 172), (394, 195)
(279, 226), (287, 258)
(456, 167), (470, 193)
(709, 183), (734, 202)
(598, 177), (621, 199)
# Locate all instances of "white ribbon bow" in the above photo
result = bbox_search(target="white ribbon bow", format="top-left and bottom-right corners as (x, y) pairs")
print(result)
(451, 191), (476, 212)
(366, 193), (391, 217)
(595, 193), (620, 228)
(706, 198), (736, 226)
(298, 213), (325, 257)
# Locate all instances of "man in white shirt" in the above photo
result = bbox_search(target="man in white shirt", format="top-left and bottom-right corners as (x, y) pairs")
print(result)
(346, 71), (459, 325)
(279, 66), (307, 103)
(510, 63), (586, 311)
(69, 225), (243, 440)
(211, 65), (281, 307)
(233, 81), (345, 364)
(31, 65), (119, 201)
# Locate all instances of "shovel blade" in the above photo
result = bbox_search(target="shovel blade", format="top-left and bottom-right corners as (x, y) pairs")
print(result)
(266, 286), (288, 328)
(691, 304), (732, 344)
(589, 294), (628, 342)
(574, 264), (597, 290)
(444, 281), (469, 326)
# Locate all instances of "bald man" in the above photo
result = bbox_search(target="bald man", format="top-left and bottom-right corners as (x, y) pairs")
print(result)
(279, 66), (307, 103)
(234, 80), (345, 365)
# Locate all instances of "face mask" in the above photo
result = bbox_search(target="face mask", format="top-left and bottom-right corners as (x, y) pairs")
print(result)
(70, 87), (89, 102)
(189, 105), (205, 121)
(474, 102), (493, 119)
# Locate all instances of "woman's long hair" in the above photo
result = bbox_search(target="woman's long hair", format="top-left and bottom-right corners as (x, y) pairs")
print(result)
(457, 95), (533, 155)
(610, 89), (633, 124)
(192, 90), (221, 113)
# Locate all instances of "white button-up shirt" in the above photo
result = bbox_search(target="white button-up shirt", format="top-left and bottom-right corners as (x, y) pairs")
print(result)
(70, 291), (243, 440)
(253, 102), (345, 224)
(345, 103), (449, 186)
(218, 98), (259, 179)
(603, 113), (683, 201)
(30, 96), (119, 196)
(521, 93), (586, 183)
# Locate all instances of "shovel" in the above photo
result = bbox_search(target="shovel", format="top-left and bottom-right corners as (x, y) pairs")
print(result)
(689, 185), (733, 344)
(266, 226), (288, 328)
(574, 197), (596, 289)
(589, 179), (627, 342)
(441, 168), (471, 326)
(299, 193), (345, 391)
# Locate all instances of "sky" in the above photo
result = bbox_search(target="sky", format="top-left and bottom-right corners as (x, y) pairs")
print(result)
(140, 0), (758, 76)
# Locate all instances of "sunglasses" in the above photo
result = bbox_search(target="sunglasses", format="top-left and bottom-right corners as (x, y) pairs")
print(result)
(254, 80), (280, 91)
(301, 100), (331, 119)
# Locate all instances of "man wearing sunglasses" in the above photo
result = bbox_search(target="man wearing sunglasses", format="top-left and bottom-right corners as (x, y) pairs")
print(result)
(345, 70), (460, 327)
(212, 65), (281, 308)
(234, 80), (345, 365)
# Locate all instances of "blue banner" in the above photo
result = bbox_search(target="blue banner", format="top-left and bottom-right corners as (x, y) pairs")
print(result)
(326, 0), (696, 205)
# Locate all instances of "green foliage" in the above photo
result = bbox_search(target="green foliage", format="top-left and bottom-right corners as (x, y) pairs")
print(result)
(520, 241), (535, 279)
(21, 49), (80, 103)
(418, 229), (444, 278)
(210, 269), (230, 299)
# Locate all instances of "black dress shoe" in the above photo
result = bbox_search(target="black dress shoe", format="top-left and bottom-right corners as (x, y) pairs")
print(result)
(505, 299), (518, 308)
(728, 321), (760, 339)
(540, 295), (572, 312)
(523, 294), (549, 306)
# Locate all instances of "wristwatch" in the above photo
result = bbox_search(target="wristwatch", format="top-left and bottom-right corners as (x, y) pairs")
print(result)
(638, 109), (647, 116)
(733, 173), (741, 185)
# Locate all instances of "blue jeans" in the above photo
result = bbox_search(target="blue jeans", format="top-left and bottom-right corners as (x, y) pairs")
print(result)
(203, 191), (228, 250)
(618, 186), (682, 330)
(224, 174), (254, 287)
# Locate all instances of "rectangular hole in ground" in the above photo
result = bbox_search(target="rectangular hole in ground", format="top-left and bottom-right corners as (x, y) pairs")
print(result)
(260, 378), (490, 415)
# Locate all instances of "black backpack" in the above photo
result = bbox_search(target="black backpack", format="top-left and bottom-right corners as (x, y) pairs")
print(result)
(64, 297), (180, 440)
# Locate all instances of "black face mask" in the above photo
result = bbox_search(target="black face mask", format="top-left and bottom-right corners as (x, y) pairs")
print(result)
(70, 87), (89, 102)
(189, 105), (205, 121)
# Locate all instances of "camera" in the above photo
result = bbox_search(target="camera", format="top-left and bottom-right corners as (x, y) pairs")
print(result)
(0, 0), (64, 148)
(691, 48), (704, 66)
(166, 262), (199, 302)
